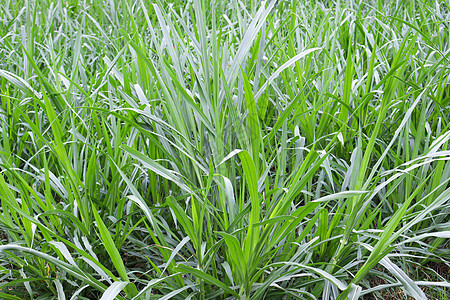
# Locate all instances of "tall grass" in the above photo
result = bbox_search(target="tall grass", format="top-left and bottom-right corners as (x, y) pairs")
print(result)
(0, 0), (449, 299)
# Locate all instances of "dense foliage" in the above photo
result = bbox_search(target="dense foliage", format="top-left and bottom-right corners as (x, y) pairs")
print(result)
(0, 0), (449, 299)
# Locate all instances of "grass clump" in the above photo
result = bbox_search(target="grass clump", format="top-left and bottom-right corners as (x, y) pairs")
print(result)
(0, 0), (449, 299)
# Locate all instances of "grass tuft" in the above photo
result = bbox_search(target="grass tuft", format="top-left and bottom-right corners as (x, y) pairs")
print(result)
(0, 0), (449, 299)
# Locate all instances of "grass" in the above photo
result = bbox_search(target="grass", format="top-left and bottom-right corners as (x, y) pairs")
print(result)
(0, 0), (449, 299)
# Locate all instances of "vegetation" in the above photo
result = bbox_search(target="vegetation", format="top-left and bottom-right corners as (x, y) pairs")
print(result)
(0, 0), (449, 299)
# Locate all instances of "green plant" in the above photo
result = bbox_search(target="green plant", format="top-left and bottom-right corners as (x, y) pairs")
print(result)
(0, 0), (449, 299)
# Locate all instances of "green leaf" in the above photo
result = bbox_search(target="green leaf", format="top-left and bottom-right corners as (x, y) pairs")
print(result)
(173, 264), (239, 297)
(92, 205), (137, 297)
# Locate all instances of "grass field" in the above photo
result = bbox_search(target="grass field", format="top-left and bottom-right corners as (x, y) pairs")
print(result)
(0, 0), (450, 299)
